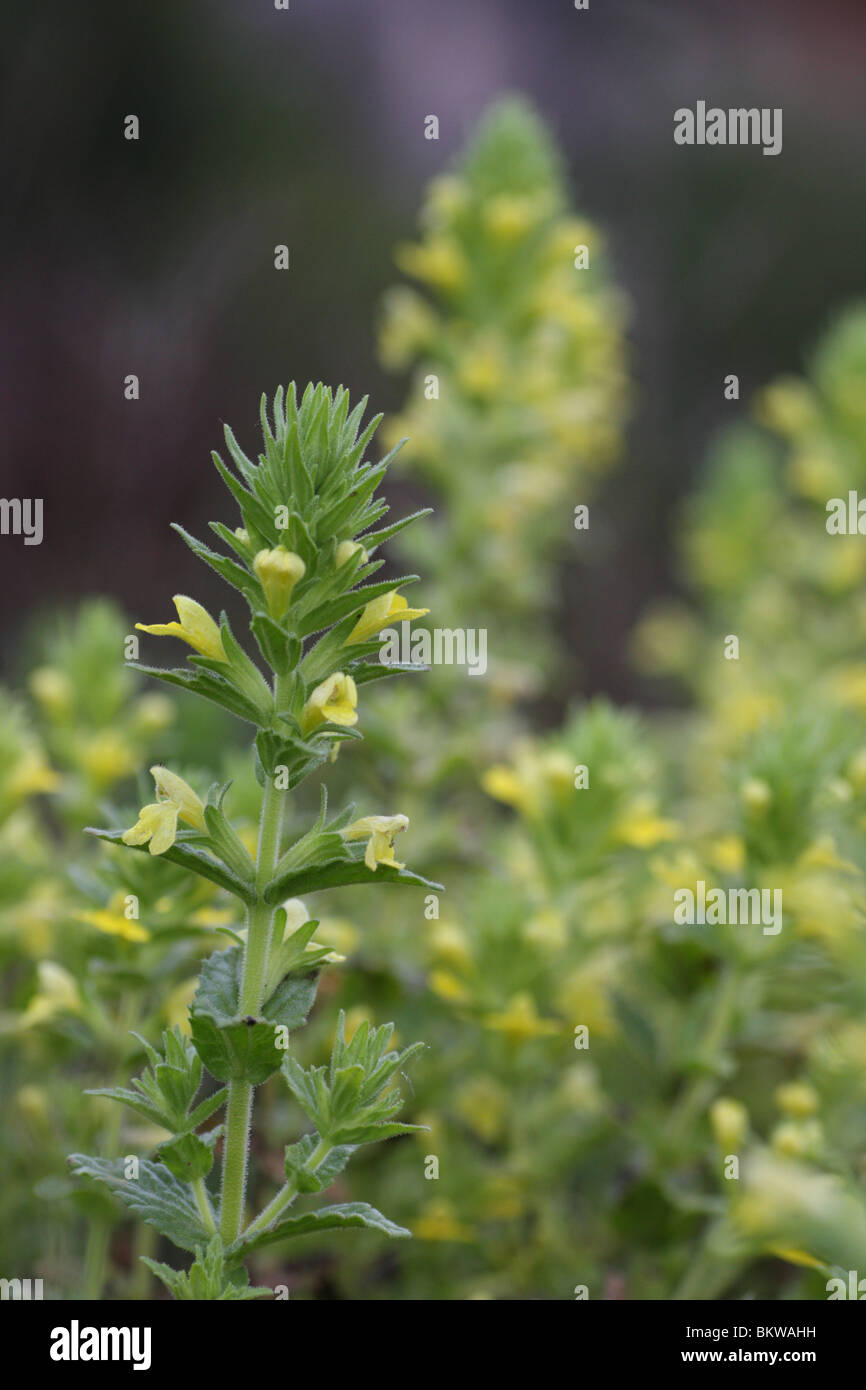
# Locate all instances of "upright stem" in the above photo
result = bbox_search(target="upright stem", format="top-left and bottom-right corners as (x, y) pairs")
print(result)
(219, 672), (290, 1243)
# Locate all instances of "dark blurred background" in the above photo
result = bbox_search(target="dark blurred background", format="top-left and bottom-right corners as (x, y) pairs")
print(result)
(2, 0), (865, 703)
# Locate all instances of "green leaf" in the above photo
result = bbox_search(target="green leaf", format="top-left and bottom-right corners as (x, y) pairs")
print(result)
(264, 856), (443, 905)
(69, 1154), (210, 1254)
(229, 1201), (410, 1258)
(190, 946), (319, 1085)
(86, 827), (257, 905)
(283, 1136), (355, 1193)
(143, 1235), (273, 1300)
(156, 1129), (221, 1182)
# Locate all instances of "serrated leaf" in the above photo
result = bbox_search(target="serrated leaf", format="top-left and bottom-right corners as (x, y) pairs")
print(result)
(229, 1201), (410, 1258)
(69, 1154), (209, 1254)
(264, 856), (443, 905)
(86, 828), (257, 904)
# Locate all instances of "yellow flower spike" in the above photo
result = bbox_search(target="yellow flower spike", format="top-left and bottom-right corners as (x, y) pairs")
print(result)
(150, 767), (207, 832)
(342, 813), (409, 871)
(252, 547), (306, 620)
(136, 595), (227, 663)
(300, 673), (358, 735)
(335, 539), (368, 568)
(122, 801), (179, 856)
(344, 590), (429, 646)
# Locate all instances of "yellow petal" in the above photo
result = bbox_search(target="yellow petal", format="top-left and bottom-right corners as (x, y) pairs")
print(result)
(137, 596), (226, 662)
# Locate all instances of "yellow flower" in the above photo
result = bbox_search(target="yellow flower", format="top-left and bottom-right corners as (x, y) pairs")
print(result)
(122, 766), (206, 855)
(710, 1097), (749, 1150)
(344, 591), (429, 645)
(151, 767), (207, 831)
(342, 814), (409, 870)
(396, 237), (467, 293)
(709, 835), (746, 875)
(299, 673), (358, 735)
(6, 752), (60, 799)
(162, 978), (197, 1036)
(429, 969), (470, 1004)
(455, 1076), (509, 1144)
(252, 547), (306, 620)
(19, 962), (82, 1028)
(413, 1199), (474, 1243)
(335, 540), (368, 568)
(482, 992), (560, 1042)
(136, 596), (227, 662)
(613, 797), (679, 848)
(131, 693), (175, 734)
(481, 763), (537, 817)
(74, 897), (150, 944)
(775, 1082), (819, 1118)
(122, 801), (179, 856)
(429, 922), (472, 968)
(29, 666), (72, 717)
(482, 194), (538, 243)
(77, 732), (137, 787)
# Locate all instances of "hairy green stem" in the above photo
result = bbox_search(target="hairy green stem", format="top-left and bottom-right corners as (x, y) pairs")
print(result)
(219, 672), (290, 1242)
(193, 1176), (217, 1235)
(219, 1079), (253, 1241)
(242, 1139), (332, 1239)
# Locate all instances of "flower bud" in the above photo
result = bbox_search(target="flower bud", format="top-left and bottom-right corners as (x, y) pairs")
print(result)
(253, 547), (306, 621)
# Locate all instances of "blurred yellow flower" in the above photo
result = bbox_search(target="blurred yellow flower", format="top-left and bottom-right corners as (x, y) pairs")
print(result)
(414, 1199), (474, 1242)
(396, 237), (467, 293)
(613, 797), (679, 849)
(483, 992), (560, 1041)
(74, 892), (150, 944)
(19, 962), (82, 1028)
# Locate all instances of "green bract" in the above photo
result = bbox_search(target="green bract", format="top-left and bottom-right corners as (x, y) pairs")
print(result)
(70, 383), (435, 1296)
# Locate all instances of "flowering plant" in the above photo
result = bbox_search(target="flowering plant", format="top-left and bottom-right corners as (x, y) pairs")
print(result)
(69, 383), (439, 1298)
